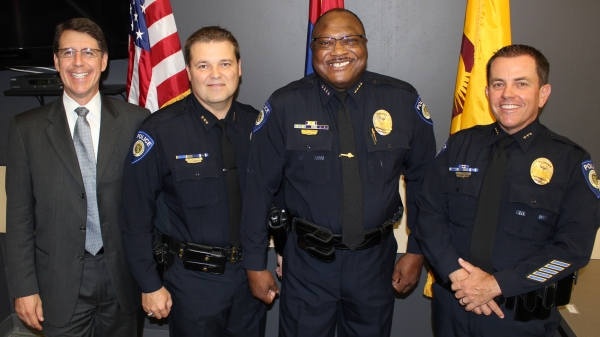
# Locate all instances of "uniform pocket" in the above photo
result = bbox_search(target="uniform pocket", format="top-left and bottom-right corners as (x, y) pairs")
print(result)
(286, 131), (333, 184)
(365, 131), (409, 185)
(443, 174), (483, 227)
(174, 160), (219, 208)
(503, 183), (560, 241)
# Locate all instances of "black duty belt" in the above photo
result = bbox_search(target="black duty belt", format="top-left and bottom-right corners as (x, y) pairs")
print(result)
(291, 216), (396, 263)
(161, 234), (242, 274)
(432, 268), (574, 322)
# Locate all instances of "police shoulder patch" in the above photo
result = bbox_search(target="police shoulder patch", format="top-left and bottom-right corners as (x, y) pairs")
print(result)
(582, 160), (600, 198)
(132, 131), (155, 164)
(414, 96), (433, 126)
(253, 101), (272, 132)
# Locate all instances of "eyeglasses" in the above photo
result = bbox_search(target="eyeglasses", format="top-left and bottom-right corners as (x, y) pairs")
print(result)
(311, 35), (366, 50)
(57, 48), (103, 59)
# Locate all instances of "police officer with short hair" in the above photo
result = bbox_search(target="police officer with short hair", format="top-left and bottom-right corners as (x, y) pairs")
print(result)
(242, 9), (436, 336)
(120, 26), (266, 336)
(415, 44), (600, 336)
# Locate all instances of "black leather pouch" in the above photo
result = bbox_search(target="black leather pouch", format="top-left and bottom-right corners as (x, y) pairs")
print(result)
(295, 219), (336, 263)
(182, 243), (227, 274)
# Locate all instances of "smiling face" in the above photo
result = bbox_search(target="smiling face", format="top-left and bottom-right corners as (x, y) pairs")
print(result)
(54, 30), (107, 105)
(486, 55), (551, 135)
(186, 41), (241, 117)
(311, 11), (368, 91)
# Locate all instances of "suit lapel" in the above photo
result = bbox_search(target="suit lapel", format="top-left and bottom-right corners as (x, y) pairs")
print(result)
(97, 96), (122, 182)
(46, 99), (84, 189)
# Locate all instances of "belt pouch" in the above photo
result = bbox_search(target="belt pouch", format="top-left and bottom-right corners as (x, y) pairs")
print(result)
(268, 207), (289, 254)
(535, 286), (553, 320)
(153, 241), (172, 279)
(504, 296), (516, 311)
(295, 219), (335, 263)
(182, 242), (227, 274)
(554, 273), (574, 306)
(514, 291), (537, 322)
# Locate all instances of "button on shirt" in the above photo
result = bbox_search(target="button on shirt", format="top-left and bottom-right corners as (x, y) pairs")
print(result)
(242, 71), (437, 270)
(415, 119), (600, 297)
(120, 95), (258, 292)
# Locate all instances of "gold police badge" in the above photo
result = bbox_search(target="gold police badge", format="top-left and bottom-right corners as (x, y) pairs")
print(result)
(255, 110), (264, 126)
(133, 140), (145, 157)
(589, 169), (598, 190)
(530, 158), (553, 185)
(422, 104), (431, 119)
(373, 110), (392, 136)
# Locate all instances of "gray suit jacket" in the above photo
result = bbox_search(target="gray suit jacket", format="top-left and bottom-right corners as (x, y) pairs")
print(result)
(5, 95), (149, 327)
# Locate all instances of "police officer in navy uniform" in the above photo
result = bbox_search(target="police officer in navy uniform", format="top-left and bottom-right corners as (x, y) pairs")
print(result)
(242, 9), (436, 337)
(415, 45), (600, 336)
(120, 26), (266, 336)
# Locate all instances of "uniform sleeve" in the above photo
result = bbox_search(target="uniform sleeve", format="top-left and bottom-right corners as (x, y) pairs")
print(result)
(120, 128), (164, 293)
(494, 156), (600, 297)
(5, 118), (40, 298)
(241, 101), (287, 271)
(414, 141), (463, 281)
(402, 95), (436, 255)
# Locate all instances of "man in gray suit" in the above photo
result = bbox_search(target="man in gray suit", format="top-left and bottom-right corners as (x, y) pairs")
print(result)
(4, 18), (149, 336)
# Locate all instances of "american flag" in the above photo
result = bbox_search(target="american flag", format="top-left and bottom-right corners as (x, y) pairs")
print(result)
(305, 0), (344, 76)
(127, 0), (190, 112)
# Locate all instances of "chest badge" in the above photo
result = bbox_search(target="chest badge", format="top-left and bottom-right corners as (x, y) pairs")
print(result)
(373, 110), (392, 136)
(294, 121), (329, 135)
(530, 158), (553, 185)
(449, 164), (479, 178)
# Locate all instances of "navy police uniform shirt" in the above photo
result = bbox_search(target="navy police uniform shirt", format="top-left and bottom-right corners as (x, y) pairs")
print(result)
(242, 71), (436, 271)
(415, 119), (600, 298)
(120, 95), (258, 293)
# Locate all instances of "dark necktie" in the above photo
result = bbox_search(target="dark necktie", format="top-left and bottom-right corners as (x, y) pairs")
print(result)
(216, 120), (241, 248)
(470, 136), (515, 273)
(73, 106), (103, 255)
(335, 91), (364, 250)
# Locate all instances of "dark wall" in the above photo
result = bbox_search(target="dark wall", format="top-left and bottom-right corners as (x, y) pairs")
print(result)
(0, 1), (598, 336)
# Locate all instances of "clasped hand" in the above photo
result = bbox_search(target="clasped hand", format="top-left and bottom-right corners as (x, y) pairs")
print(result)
(449, 258), (504, 318)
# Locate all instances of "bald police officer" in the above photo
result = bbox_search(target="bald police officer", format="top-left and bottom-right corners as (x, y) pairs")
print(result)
(242, 9), (436, 337)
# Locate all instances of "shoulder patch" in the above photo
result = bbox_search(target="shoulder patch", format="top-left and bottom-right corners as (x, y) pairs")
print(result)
(132, 131), (155, 164)
(414, 96), (433, 126)
(253, 102), (272, 132)
(582, 160), (600, 198)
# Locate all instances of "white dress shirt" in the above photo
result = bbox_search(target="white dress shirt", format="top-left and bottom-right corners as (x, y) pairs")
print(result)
(64, 92), (101, 161)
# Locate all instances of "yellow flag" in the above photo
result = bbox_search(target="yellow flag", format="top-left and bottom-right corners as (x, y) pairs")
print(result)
(425, 0), (511, 298)
(450, 0), (511, 134)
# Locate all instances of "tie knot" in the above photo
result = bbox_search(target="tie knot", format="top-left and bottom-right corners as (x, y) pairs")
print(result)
(216, 119), (227, 131)
(335, 91), (349, 103)
(75, 106), (90, 117)
(498, 136), (515, 148)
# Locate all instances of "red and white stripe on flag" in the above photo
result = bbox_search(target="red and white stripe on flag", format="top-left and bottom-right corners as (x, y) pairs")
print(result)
(127, 0), (190, 112)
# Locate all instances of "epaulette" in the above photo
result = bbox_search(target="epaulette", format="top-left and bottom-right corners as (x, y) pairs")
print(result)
(453, 124), (491, 135)
(365, 71), (417, 93)
(141, 98), (190, 128)
(541, 125), (586, 153)
(448, 124), (494, 146)
(235, 101), (260, 117)
(270, 73), (318, 97)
